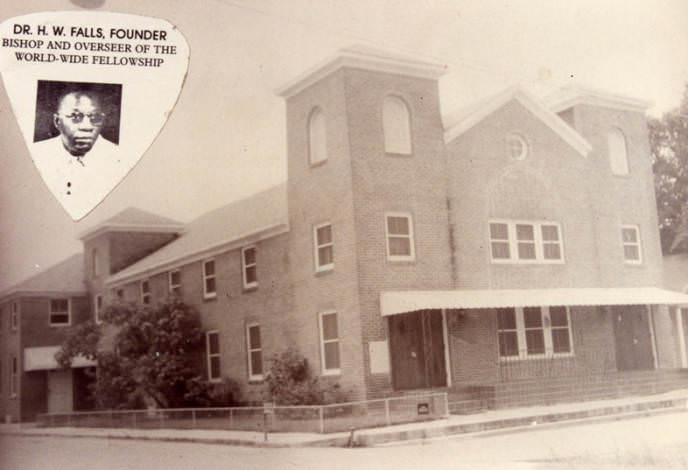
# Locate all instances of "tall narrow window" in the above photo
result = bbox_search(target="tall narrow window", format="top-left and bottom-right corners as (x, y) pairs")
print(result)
(11, 302), (18, 331)
(516, 224), (536, 260)
(10, 355), (17, 398)
(489, 223), (511, 260)
(308, 107), (328, 165)
(49, 299), (70, 326)
(314, 223), (334, 272)
(246, 324), (263, 380)
(203, 260), (217, 298)
(523, 307), (545, 355)
(608, 128), (629, 175)
(319, 312), (341, 374)
(94, 294), (103, 324)
(385, 213), (415, 261)
(621, 225), (642, 264)
(497, 308), (519, 358)
(383, 96), (411, 154)
(549, 306), (572, 353)
(242, 246), (257, 289)
(169, 270), (182, 296)
(206, 331), (221, 382)
(140, 280), (151, 305)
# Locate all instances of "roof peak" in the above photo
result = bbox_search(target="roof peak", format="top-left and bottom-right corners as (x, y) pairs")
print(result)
(543, 83), (651, 113)
(276, 45), (447, 99)
(0, 253), (85, 300)
(78, 207), (184, 241)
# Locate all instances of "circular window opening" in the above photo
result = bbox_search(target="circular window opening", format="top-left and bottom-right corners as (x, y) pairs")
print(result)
(506, 134), (528, 161)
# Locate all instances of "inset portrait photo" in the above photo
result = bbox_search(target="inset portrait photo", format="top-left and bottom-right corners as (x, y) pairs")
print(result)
(33, 80), (122, 156)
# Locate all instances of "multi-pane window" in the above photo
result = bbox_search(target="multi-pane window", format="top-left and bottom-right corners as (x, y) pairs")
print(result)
(489, 220), (563, 263)
(246, 324), (263, 380)
(308, 107), (328, 165)
(203, 260), (217, 298)
(49, 299), (70, 326)
(141, 280), (151, 305)
(497, 306), (573, 359)
(314, 223), (334, 272)
(385, 213), (415, 261)
(94, 294), (103, 324)
(206, 331), (221, 382)
(383, 96), (412, 154)
(10, 355), (17, 397)
(242, 247), (257, 289)
(169, 270), (182, 296)
(621, 225), (642, 264)
(11, 302), (18, 331)
(319, 312), (341, 374)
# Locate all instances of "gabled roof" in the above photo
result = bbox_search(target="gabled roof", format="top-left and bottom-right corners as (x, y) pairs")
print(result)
(106, 184), (288, 286)
(442, 85), (592, 157)
(276, 45), (447, 99)
(543, 84), (651, 114)
(79, 207), (184, 241)
(0, 253), (86, 301)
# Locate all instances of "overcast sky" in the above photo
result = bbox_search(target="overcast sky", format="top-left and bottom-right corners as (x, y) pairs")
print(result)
(1, 0), (687, 291)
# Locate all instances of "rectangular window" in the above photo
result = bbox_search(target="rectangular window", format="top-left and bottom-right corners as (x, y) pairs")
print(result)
(621, 225), (642, 264)
(385, 213), (415, 261)
(314, 223), (334, 271)
(10, 355), (17, 398)
(497, 306), (573, 360)
(242, 246), (257, 289)
(246, 324), (263, 380)
(169, 270), (182, 296)
(11, 302), (18, 331)
(489, 220), (564, 263)
(49, 299), (70, 326)
(203, 260), (217, 298)
(94, 294), (103, 324)
(206, 331), (221, 382)
(92, 248), (100, 277)
(319, 312), (341, 374)
(116, 288), (124, 299)
(141, 280), (151, 305)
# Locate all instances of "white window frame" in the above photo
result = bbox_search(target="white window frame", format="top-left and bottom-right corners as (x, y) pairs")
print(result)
(11, 302), (18, 331)
(203, 259), (217, 299)
(206, 330), (221, 383)
(319, 311), (341, 375)
(385, 212), (416, 262)
(497, 306), (574, 361)
(140, 279), (151, 305)
(621, 225), (643, 264)
(246, 323), (263, 381)
(608, 127), (629, 176)
(241, 246), (258, 289)
(48, 298), (71, 327)
(308, 107), (328, 165)
(10, 355), (17, 398)
(488, 219), (564, 264)
(313, 223), (334, 272)
(383, 95), (412, 155)
(94, 294), (103, 324)
(169, 270), (182, 296)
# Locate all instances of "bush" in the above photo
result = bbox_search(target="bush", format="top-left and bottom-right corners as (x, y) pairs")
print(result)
(264, 349), (347, 405)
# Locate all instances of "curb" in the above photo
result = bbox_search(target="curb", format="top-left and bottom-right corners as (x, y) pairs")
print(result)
(2, 396), (686, 448)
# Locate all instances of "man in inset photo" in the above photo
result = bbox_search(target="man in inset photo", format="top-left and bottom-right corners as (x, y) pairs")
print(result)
(37, 89), (117, 164)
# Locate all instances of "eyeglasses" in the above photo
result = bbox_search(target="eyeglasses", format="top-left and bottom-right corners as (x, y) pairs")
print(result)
(59, 112), (106, 125)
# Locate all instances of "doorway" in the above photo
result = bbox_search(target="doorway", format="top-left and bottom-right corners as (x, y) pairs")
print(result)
(47, 369), (73, 414)
(611, 305), (655, 371)
(389, 309), (447, 390)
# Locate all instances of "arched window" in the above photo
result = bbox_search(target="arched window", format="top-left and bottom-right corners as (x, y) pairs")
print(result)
(383, 96), (411, 154)
(308, 107), (327, 165)
(607, 128), (629, 175)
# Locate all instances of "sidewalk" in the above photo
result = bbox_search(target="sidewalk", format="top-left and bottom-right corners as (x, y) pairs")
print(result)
(2, 389), (687, 448)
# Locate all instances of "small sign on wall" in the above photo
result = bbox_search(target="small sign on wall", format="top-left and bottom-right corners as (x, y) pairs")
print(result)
(369, 340), (390, 374)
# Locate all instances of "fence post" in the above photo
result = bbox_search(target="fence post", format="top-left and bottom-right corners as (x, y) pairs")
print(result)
(192, 409), (196, 429)
(319, 406), (324, 434)
(385, 398), (391, 426)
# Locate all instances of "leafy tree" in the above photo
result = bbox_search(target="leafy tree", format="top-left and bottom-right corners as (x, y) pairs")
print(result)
(57, 298), (216, 409)
(650, 84), (688, 253)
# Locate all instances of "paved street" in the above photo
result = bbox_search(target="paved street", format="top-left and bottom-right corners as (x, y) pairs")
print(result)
(2, 411), (688, 469)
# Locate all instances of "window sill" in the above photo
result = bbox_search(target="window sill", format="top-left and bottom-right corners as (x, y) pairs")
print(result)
(49, 323), (71, 328)
(203, 293), (218, 302)
(321, 369), (341, 377)
(500, 352), (575, 362)
(248, 376), (264, 384)
(385, 151), (413, 158)
(309, 159), (328, 169)
(315, 268), (334, 277)
(386, 257), (416, 264)
(243, 285), (258, 293)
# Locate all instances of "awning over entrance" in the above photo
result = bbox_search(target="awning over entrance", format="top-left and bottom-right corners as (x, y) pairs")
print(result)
(380, 287), (688, 316)
(23, 346), (96, 372)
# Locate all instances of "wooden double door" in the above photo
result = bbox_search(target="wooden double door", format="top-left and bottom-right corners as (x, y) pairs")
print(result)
(612, 305), (655, 371)
(389, 309), (447, 390)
